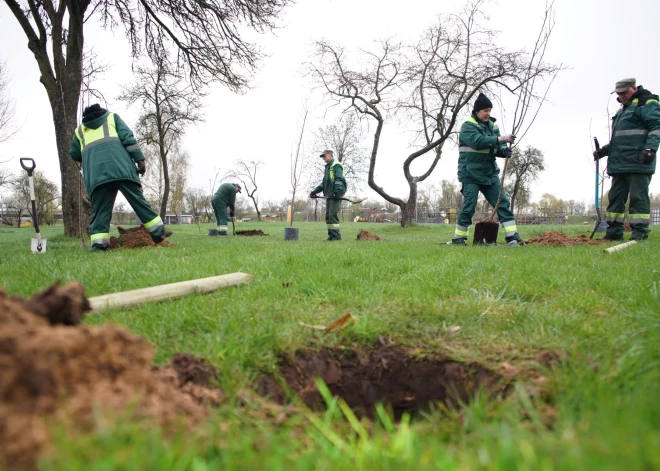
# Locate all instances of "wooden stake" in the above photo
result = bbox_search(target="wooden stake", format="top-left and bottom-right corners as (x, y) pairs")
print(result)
(89, 272), (255, 313)
(603, 240), (637, 254)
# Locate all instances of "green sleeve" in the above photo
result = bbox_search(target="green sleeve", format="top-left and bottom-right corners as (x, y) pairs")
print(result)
(229, 190), (236, 211)
(114, 113), (145, 162)
(460, 121), (498, 150)
(641, 100), (660, 151)
(69, 132), (82, 162)
(313, 184), (323, 194)
(333, 164), (346, 194)
(493, 125), (506, 154)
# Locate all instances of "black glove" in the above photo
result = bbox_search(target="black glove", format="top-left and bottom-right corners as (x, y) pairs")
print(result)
(136, 160), (146, 176)
(309, 191), (317, 198)
(229, 210), (235, 217)
(593, 144), (610, 161)
(500, 147), (513, 158)
(640, 149), (656, 165)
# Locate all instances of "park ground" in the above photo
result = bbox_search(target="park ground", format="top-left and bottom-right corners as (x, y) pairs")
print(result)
(0, 221), (659, 470)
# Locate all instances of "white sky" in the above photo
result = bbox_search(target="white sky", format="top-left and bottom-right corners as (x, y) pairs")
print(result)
(1, 0), (659, 208)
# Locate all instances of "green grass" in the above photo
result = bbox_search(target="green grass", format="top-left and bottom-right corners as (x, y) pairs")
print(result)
(1, 222), (659, 470)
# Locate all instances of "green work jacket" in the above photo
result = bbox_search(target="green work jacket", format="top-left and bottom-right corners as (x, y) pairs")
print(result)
(313, 159), (346, 197)
(213, 183), (237, 211)
(606, 86), (659, 175)
(69, 112), (144, 196)
(457, 114), (507, 186)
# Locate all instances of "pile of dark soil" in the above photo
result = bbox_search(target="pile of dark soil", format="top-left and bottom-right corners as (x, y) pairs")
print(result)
(236, 229), (268, 236)
(0, 283), (221, 470)
(108, 225), (174, 249)
(257, 347), (509, 420)
(526, 231), (607, 247)
(356, 230), (382, 241)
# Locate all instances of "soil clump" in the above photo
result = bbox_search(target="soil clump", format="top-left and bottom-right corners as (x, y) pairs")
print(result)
(526, 231), (608, 247)
(236, 229), (268, 236)
(108, 225), (173, 249)
(257, 347), (509, 420)
(356, 230), (382, 241)
(0, 283), (221, 470)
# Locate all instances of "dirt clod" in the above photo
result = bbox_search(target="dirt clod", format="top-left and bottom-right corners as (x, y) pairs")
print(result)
(0, 283), (221, 470)
(108, 225), (174, 249)
(257, 347), (508, 420)
(236, 229), (268, 236)
(356, 230), (382, 241)
(526, 231), (607, 247)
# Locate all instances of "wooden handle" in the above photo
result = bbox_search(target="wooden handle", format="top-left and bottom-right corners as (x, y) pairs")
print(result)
(89, 272), (255, 313)
(603, 241), (637, 254)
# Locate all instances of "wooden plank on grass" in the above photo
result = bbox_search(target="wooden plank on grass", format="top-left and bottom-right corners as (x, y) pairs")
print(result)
(89, 272), (255, 313)
(603, 240), (637, 254)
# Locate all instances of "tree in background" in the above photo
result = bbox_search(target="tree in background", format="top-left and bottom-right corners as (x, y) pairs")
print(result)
(310, 1), (560, 227)
(184, 187), (206, 218)
(10, 170), (60, 226)
(312, 114), (368, 192)
(168, 149), (189, 218)
(225, 160), (264, 221)
(4, 0), (291, 237)
(0, 60), (17, 144)
(506, 146), (546, 214)
(118, 57), (202, 219)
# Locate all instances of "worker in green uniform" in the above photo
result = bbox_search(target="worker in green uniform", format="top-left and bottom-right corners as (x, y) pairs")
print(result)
(452, 93), (523, 245)
(593, 78), (659, 241)
(69, 104), (171, 251)
(310, 150), (346, 241)
(212, 183), (242, 236)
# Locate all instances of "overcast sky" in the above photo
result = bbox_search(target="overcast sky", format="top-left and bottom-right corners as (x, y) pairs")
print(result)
(1, 0), (659, 209)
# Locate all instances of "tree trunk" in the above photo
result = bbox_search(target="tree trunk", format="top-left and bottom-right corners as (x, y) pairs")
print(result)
(510, 177), (520, 215)
(400, 186), (417, 228)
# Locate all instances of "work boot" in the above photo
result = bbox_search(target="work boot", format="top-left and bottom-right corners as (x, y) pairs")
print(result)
(451, 238), (467, 245)
(91, 244), (108, 252)
(596, 236), (622, 241)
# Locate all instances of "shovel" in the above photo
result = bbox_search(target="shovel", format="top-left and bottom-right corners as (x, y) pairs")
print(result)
(20, 158), (47, 253)
(590, 137), (608, 239)
(473, 144), (511, 245)
(311, 195), (367, 204)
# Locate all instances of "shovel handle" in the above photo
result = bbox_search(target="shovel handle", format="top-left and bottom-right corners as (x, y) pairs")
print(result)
(20, 158), (36, 176)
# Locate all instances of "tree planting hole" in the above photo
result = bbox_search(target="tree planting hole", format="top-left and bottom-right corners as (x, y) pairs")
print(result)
(257, 347), (510, 420)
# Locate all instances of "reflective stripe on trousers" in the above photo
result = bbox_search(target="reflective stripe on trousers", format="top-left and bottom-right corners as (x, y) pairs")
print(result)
(90, 232), (110, 245)
(501, 220), (517, 237)
(454, 224), (469, 239)
(606, 212), (625, 223)
(143, 215), (164, 232)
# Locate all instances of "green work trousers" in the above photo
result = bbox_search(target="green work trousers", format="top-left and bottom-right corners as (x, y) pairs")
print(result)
(453, 181), (520, 243)
(325, 197), (341, 240)
(90, 180), (164, 250)
(605, 173), (652, 240)
(211, 196), (229, 235)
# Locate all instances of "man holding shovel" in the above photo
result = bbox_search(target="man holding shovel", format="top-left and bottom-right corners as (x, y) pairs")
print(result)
(309, 150), (346, 241)
(69, 104), (171, 251)
(593, 78), (659, 241)
(212, 183), (241, 236)
(452, 93), (522, 245)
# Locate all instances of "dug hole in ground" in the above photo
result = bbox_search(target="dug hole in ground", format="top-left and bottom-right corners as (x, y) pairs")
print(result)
(0, 282), (560, 469)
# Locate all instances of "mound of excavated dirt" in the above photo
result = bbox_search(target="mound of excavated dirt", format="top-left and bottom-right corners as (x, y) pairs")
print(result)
(236, 229), (268, 236)
(108, 225), (174, 249)
(0, 283), (221, 470)
(257, 347), (509, 420)
(356, 230), (382, 241)
(526, 231), (607, 247)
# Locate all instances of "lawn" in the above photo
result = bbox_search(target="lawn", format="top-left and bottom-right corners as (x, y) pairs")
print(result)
(1, 221), (658, 470)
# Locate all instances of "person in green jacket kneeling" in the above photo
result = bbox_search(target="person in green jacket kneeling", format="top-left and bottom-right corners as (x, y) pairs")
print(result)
(212, 183), (242, 236)
(310, 150), (346, 241)
(452, 93), (522, 245)
(69, 104), (171, 251)
(593, 78), (658, 241)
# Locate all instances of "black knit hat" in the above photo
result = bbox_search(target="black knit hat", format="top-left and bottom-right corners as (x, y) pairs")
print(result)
(82, 103), (107, 122)
(473, 93), (493, 113)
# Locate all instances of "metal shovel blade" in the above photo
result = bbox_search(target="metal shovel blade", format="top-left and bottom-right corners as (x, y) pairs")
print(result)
(594, 220), (608, 233)
(31, 237), (47, 254)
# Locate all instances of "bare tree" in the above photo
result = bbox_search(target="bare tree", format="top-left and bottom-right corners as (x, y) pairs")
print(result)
(309, 1), (561, 227)
(0, 60), (18, 143)
(118, 57), (203, 219)
(290, 105), (309, 227)
(184, 187), (205, 218)
(4, 0), (291, 237)
(225, 160), (264, 221)
(312, 113), (368, 192)
(10, 170), (60, 226)
(506, 146), (546, 214)
(168, 149), (189, 218)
